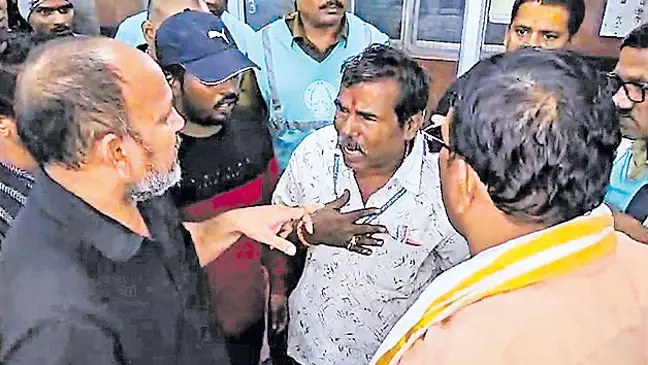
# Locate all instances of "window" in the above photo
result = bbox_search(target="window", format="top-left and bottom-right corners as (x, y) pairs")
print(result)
(483, 0), (509, 55)
(485, 22), (507, 45)
(355, 0), (404, 40)
(234, 0), (506, 61)
(416, 0), (465, 43)
(243, 0), (294, 31)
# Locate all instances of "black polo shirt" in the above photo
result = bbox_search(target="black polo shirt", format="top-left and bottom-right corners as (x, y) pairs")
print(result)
(0, 171), (229, 365)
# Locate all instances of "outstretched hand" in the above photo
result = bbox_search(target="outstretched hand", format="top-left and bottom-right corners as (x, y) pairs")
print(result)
(188, 204), (310, 267)
(228, 205), (310, 255)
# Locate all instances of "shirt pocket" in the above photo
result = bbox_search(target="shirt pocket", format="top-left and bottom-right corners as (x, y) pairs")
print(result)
(367, 223), (439, 297)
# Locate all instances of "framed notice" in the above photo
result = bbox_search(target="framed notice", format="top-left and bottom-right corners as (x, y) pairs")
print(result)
(488, 0), (515, 24)
(600, 0), (648, 37)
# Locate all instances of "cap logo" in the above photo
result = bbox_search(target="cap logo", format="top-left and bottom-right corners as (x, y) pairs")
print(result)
(208, 29), (230, 44)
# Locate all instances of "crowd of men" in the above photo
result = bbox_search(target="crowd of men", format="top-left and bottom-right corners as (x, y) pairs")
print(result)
(1, 0), (648, 365)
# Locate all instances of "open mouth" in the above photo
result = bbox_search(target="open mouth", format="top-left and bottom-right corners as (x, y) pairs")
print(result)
(214, 95), (238, 112)
(341, 139), (365, 158)
(214, 101), (235, 113)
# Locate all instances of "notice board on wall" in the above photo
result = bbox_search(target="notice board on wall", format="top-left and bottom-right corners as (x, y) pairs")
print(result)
(600, 0), (648, 37)
(488, 0), (515, 24)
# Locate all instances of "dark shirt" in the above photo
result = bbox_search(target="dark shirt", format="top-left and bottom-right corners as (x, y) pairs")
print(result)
(171, 109), (285, 335)
(285, 12), (349, 62)
(626, 184), (648, 223)
(0, 171), (229, 365)
(173, 110), (274, 206)
(0, 162), (33, 245)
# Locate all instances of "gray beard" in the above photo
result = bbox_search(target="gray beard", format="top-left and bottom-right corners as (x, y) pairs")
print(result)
(129, 161), (182, 202)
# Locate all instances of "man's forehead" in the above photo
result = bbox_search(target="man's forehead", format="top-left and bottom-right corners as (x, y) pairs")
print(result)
(339, 79), (400, 112)
(35, 0), (71, 8)
(617, 47), (648, 81)
(512, 2), (569, 29)
(118, 52), (173, 122)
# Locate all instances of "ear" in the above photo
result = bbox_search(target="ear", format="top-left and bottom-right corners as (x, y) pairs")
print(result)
(404, 112), (424, 141)
(504, 27), (511, 49)
(0, 115), (16, 139)
(165, 71), (183, 100)
(448, 157), (480, 217)
(94, 133), (141, 180)
(142, 20), (155, 46)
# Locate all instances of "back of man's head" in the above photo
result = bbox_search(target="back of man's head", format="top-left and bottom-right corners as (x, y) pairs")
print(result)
(15, 37), (130, 168)
(510, 0), (585, 37)
(451, 49), (620, 226)
(144, 0), (204, 56)
(621, 23), (648, 50)
(340, 44), (429, 126)
(147, 0), (203, 26)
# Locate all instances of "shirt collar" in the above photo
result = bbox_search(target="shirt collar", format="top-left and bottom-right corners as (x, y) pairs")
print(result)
(475, 204), (614, 259)
(136, 43), (149, 53)
(286, 11), (349, 45)
(32, 170), (145, 262)
(392, 132), (426, 195)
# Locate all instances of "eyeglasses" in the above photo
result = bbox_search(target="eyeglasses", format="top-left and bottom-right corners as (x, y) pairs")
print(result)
(608, 72), (648, 104)
(422, 124), (452, 153)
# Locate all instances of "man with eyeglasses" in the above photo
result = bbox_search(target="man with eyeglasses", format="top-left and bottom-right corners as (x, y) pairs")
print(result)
(372, 46), (648, 365)
(604, 23), (648, 242)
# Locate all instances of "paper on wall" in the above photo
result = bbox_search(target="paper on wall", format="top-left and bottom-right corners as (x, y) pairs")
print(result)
(488, 0), (515, 24)
(600, 0), (648, 37)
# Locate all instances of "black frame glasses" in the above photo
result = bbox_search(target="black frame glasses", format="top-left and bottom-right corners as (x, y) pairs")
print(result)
(608, 72), (648, 104)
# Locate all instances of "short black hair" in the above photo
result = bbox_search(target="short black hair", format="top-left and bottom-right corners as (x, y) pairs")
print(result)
(340, 43), (429, 127)
(621, 23), (648, 50)
(451, 48), (620, 226)
(510, 0), (585, 37)
(0, 30), (35, 118)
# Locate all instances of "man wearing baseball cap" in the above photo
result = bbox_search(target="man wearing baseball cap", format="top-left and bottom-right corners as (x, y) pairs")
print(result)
(17, 0), (75, 41)
(156, 10), (289, 365)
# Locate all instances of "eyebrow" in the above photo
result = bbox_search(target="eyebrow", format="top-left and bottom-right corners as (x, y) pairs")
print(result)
(37, 4), (73, 10)
(357, 110), (378, 120)
(615, 70), (648, 84)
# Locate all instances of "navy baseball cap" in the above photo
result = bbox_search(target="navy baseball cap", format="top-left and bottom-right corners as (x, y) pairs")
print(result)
(156, 10), (257, 84)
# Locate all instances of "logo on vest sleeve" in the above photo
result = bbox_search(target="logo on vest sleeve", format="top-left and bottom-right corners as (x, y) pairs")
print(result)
(304, 80), (337, 120)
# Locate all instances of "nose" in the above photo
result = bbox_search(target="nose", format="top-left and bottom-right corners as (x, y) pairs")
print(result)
(613, 86), (634, 111)
(51, 11), (67, 25)
(223, 78), (239, 94)
(527, 32), (542, 48)
(336, 111), (358, 139)
(170, 107), (186, 132)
